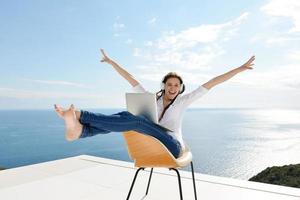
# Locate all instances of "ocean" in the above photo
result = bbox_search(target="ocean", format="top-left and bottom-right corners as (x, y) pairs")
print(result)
(0, 108), (299, 180)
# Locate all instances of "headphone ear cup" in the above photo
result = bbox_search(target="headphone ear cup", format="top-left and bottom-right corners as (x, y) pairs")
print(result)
(180, 84), (185, 93)
(161, 83), (165, 90)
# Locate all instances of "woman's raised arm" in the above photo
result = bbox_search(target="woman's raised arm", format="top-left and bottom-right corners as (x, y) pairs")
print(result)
(100, 49), (140, 87)
(202, 55), (255, 90)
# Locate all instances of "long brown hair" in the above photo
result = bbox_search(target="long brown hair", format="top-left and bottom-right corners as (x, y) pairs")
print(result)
(156, 72), (185, 122)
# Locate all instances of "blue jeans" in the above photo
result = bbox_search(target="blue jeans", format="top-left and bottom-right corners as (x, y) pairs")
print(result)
(79, 110), (181, 158)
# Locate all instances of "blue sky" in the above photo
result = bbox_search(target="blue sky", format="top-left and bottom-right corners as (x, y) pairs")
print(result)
(1, 0), (300, 109)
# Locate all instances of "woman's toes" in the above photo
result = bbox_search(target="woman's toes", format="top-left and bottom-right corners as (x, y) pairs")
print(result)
(54, 104), (63, 111)
(54, 104), (64, 117)
(70, 104), (75, 111)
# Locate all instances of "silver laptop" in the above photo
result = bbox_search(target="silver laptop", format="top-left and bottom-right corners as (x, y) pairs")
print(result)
(125, 93), (173, 132)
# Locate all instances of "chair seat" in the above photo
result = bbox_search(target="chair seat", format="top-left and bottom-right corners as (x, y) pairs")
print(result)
(123, 131), (192, 168)
(176, 150), (193, 167)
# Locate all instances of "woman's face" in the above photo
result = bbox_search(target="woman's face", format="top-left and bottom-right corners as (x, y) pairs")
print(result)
(164, 77), (181, 100)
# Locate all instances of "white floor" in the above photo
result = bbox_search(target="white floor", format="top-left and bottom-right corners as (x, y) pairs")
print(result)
(0, 155), (299, 200)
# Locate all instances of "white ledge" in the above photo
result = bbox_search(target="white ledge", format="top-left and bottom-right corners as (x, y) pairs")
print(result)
(0, 155), (299, 200)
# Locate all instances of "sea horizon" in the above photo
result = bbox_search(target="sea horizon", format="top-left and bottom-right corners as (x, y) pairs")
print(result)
(1, 108), (300, 180)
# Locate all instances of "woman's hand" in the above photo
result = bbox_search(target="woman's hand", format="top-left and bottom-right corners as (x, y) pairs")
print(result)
(202, 55), (256, 90)
(98, 49), (140, 87)
(100, 49), (113, 64)
(239, 55), (255, 71)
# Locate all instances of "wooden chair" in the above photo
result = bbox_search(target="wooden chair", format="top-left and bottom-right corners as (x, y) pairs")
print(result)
(123, 131), (198, 200)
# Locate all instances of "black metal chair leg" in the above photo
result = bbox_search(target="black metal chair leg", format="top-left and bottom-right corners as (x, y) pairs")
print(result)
(127, 166), (193, 200)
(191, 162), (198, 200)
(170, 168), (183, 200)
(145, 168), (153, 195)
(126, 167), (144, 200)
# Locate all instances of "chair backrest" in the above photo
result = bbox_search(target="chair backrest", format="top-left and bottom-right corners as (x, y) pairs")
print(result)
(123, 131), (180, 168)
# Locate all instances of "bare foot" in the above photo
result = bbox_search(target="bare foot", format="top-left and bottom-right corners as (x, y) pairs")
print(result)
(54, 104), (83, 141)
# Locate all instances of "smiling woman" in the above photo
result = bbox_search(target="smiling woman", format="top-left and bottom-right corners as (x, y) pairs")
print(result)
(54, 49), (255, 160)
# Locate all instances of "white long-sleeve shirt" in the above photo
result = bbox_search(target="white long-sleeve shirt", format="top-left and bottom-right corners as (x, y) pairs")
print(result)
(132, 84), (209, 148)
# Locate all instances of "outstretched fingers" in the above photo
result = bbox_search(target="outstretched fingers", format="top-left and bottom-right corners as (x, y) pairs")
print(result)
(100, 49), (106, 56)
(247, 55), (255, 63)
(242, 55), (255, 69)
(100, 49), (108, 62)
(249, 55), (255, 63)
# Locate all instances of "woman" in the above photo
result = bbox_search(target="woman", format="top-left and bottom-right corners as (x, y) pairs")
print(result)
(55, 49), (255, 158)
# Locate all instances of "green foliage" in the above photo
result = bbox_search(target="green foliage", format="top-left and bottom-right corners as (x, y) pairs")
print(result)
(249, 164), (300, 188)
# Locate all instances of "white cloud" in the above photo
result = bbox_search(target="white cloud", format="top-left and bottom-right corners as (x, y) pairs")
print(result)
(125, 39), (133, 44)
(145, 41), (153, 46)
(231, 64), (300, 90)
(287, 50), (300, 61)
(265, 35), (300, 45)
(253, 1), (300, 47)
(23, 79), (89, 88)
(113, 22), (125, 30)
(261, 0), (300, 33)
(156, 13), (248, 50)
(148, 17), (157, 25)
(0, 87), (101, 99)
(249, 35), (262, 43)
(134, 12), (249, 79)
(138, 44), (225, 71)
(133, 48), (141, 57)
(113, 21), (126, 37)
